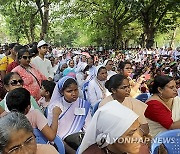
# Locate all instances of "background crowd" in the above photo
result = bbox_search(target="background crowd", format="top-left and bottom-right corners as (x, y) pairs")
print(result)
(0, 40), (179, 154)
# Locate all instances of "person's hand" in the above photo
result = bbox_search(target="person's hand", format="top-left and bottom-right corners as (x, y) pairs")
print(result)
(137, 75), (145, 84)
(52, 106), (62, 118)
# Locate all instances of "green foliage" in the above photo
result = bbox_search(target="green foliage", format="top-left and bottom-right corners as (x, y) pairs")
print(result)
(0, 0), (179, 48)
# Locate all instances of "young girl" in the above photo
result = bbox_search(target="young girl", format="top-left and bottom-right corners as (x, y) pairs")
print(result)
(47, 76), (91, 141)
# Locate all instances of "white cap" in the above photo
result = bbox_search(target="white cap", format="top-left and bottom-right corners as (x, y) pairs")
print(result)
(37, 40), (48, 48)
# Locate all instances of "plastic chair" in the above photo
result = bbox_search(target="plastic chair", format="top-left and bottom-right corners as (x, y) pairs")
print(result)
(33, 128), (65, 154)
(82, 81), (89, 101)
(151, 129), (180, 154)
(135, 93), (151, 103)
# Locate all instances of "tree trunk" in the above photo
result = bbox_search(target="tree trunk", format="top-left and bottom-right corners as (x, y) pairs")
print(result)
(124, 39), (129, 49)
(40, 0), (49, 40)
(30, 15), (35, 42)
(112, 20), (118, 49)
(140, 33), (145, 48)
(35, 0), (50, 40)
(169, 27), (177, 48)
(144, 27), (156, 48)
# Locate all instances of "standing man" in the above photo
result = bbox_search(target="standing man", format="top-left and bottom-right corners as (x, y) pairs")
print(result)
(31, 40), (54, 80)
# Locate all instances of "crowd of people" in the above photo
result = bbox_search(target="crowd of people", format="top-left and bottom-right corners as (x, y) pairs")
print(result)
(0, 40), (179, 154)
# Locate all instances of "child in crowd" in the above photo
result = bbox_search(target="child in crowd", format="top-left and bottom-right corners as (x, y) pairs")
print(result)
(38, 80), (56, 113)
(6, 87), (61, 141)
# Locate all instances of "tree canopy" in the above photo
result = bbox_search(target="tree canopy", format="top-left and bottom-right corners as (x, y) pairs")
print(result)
(0, 0), (179, 48)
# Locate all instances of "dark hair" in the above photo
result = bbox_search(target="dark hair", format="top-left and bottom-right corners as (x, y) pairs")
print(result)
(83, 65), (90, 74)
(17, 47), (30, 60)
(118, 61), (132, 72)
(62, 78), (77, 91)
(14, 45), (24, 53)
(8, 43), (17, 50)
(6, 88), (31, 114)
(28, 45), (38, 56)
(97, 66), (106, 75)
(3, 72), (21, 86)
(41, 80), (56, 97)
(105, 74), (127, 92)
(149, 75), (174, 94)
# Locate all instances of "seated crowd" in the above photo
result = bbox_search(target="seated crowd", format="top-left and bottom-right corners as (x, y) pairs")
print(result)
(0, 40), (179, 154)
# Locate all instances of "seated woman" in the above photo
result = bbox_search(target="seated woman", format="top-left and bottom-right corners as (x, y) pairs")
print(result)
(12, 47), (47, 101)
(118, 61), (145, 98)
(0, 72), (41, 112)
(87, 66), (108, 106)
(145, 75), (179, 137)
(99, 74), (149, 135)
(103, 59), (116, 79)
(47, 76), (91, 140)
(79, 100), (149, 154)
(54, 62), (68, 82)
(0, 112), (58, 154)
(6, 87), (60, 141)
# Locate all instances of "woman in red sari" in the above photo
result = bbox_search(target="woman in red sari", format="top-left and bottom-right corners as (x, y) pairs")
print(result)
(145, 75), (179, 137)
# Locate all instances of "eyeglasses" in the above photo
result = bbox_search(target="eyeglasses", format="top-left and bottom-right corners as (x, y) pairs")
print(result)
(7, 136), (35, 154)
(21, 56), (32, 60)
(9, 79), (24, 86)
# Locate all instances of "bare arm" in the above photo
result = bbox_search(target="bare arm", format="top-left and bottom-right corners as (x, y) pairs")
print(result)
(0, 71), (6, 80)
(170, 121), (180, 130)
(41, 107), (61, 141)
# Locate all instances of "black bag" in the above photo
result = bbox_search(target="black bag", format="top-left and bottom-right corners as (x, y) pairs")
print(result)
(64, 132), (85, 150)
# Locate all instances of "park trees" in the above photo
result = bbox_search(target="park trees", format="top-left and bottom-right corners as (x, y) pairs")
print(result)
(137, 0), (180, 48)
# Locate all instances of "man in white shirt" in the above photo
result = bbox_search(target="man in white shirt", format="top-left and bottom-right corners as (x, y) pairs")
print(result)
(31, 40), (54, 80)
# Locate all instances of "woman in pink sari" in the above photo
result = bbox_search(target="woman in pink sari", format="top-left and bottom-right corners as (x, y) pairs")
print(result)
(12, 47), (47, 101)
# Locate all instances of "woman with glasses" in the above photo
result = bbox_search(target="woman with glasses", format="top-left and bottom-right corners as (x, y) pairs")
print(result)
(99, 74), (149, 136)
(118, 61), (146, 98)
(145, 75), (179, 137)
(0, 112), (58, 154)
(11, 47), (47, 101)
(0, 72), (41, 114)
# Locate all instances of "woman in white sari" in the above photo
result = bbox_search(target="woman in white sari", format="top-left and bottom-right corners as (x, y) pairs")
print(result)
(103, 59), (116, 80)
(87, 66), (108, 106)
(47, 76), (91, 139)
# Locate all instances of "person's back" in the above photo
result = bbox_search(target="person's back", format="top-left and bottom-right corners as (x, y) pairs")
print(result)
(6, 87), (60, 141)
